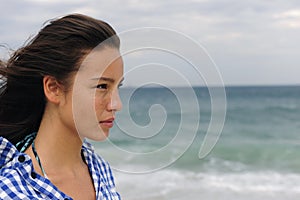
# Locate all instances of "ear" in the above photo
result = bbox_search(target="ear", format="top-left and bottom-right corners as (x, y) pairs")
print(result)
(43, 76), (63, 104)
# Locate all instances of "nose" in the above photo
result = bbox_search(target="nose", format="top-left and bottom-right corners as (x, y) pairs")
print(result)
(108, 88), (122, 112)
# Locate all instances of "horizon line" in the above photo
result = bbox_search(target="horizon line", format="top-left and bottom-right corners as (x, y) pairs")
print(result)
(121, 84), (300, 88)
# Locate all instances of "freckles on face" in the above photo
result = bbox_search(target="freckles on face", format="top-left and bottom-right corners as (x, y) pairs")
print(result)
(72, 47), (124, 141)
(94, 55), (123, 111)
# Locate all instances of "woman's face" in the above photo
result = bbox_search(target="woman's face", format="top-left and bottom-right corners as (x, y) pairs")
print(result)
(71, 47), (124, 141)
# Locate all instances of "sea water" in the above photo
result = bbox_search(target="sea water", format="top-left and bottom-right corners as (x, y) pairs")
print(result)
(90, 86), (300, 200)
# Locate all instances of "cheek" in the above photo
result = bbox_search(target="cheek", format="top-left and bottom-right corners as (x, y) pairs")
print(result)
(94, 95), (107, 115)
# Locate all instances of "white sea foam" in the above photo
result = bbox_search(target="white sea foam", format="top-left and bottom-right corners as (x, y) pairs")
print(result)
(114, 169), (300, 200)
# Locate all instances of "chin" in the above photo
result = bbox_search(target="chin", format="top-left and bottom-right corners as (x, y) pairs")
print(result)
(78, 125), (110, 141)
(89, 130), (110, 141)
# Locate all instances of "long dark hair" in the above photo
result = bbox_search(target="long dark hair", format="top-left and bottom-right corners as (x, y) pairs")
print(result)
(0, 14), (120, 145)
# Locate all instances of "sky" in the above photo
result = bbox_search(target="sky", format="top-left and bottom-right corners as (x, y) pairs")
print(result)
(0, 0), (299, 86)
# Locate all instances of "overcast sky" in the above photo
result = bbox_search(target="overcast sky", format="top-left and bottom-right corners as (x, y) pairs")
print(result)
(0, 0), (299, 86)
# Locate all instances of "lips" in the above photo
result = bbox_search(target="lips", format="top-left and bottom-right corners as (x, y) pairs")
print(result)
(99, 118), (115, 128)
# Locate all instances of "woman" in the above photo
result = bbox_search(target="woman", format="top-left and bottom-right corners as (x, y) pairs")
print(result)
(0, 14), (123, 199)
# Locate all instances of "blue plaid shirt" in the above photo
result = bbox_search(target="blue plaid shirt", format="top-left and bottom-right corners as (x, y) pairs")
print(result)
(0, 137), (121, 200)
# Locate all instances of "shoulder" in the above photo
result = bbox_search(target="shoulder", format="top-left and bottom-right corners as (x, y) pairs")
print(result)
(0, 137), (18, 167)
(0, 166), (34, 200)
(0, 137), (69, 199)
(0, 137), (33, 199)
(0, 137), (25, 174)
(0, 174), (27, 199)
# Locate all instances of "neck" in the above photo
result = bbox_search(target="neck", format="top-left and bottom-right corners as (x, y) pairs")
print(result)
(33, 110), (85, 176)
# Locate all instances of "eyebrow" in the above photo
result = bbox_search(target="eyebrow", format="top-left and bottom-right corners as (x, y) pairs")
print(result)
(91, 77), (124, 83)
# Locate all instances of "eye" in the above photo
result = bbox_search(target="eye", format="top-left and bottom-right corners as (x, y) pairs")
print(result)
(96, 84), (108, 89)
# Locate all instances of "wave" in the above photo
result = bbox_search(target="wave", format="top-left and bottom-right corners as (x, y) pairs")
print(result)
(115, 169), (300, 200)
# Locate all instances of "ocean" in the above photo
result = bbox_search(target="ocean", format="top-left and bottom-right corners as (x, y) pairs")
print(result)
(89, 86), (300, 200)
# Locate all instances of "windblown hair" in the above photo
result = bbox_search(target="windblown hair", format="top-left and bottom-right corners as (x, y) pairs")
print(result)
(0, 14), (120, 145)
